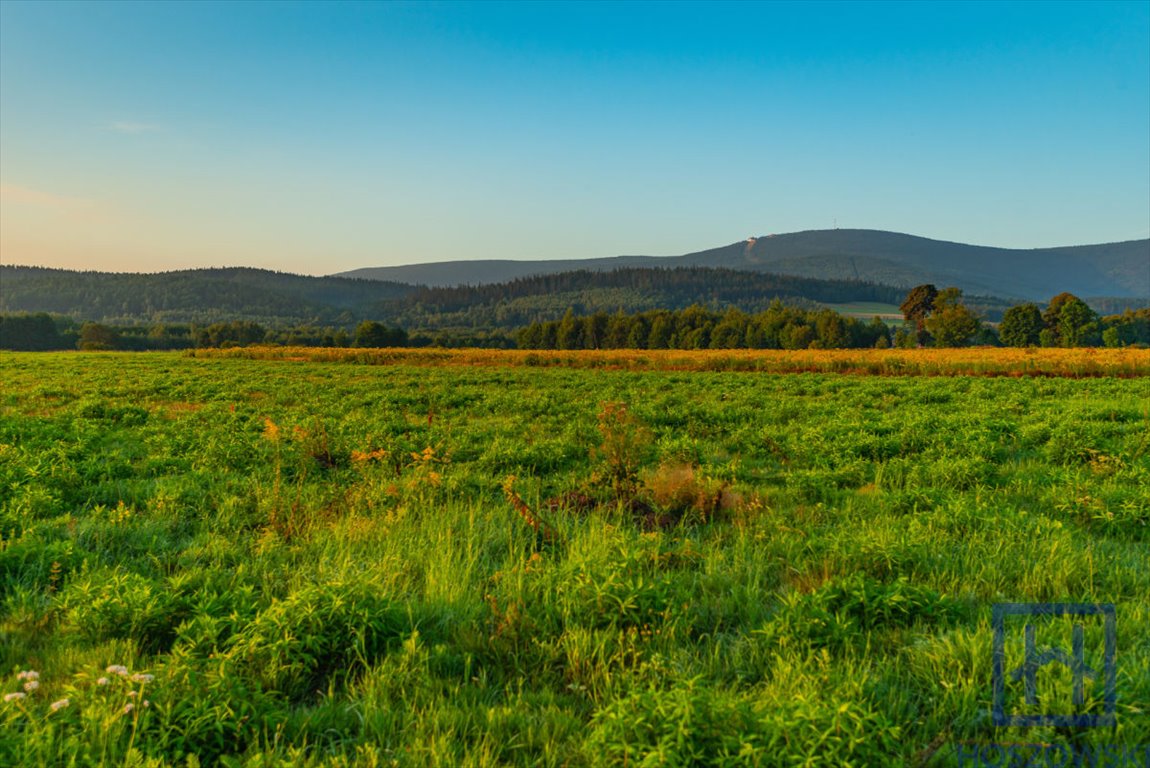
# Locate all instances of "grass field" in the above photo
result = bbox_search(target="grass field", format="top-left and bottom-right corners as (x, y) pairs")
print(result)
(820, 302), (905, 322)
(1, 351), (1148, 766)
(189, 345), (1150, 377)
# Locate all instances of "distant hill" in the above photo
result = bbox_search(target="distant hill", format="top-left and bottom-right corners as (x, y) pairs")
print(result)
(5, 230), (1144, 333)
(0, 266), (416, 326)
(337, 229), (1150, 302)
(0, 263), (936, 332)
(377, 267), (940, 331)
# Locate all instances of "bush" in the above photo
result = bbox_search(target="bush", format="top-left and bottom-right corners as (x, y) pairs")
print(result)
(644, 463), (733, 522)
(220, 580), (406, 701)
(58, 568), (191, 653)
(759, 575), (964, 651)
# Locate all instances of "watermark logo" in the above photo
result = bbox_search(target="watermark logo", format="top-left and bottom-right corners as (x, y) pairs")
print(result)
(992, 603), (1117, 728)
(955, 742), (1149, 767)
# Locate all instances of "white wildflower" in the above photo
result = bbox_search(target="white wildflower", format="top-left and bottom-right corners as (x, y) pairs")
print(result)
(142, 700), (150, 708)
(106, 665), (129, 676)
(126, 690), (137, 698)
(49, 698), (70, 712)
(96, 677), (110, 686)
(23, 680), (39, 692)
(122, 702), (134, 715)
(16, 671), (39, 682)
(3, 692), (26, 702)
(130, 673), (154, 683)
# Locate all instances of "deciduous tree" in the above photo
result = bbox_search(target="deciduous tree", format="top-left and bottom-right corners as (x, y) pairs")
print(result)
(899, 284), (938, 345)
(999, 303), (1043, 347)
(924, 288), (981, 347)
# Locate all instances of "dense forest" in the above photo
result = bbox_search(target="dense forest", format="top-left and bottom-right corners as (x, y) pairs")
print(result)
(0, 266), (414, 325)
(2, 262), (1147, 352)
(2, 264), (1009, 331)
(3, 299), (1147, 353)
(518, 303), (897, 350)
(380, 267), (909, 328)
(0, 315), (411, 352)
(516, 291), (1150, 351)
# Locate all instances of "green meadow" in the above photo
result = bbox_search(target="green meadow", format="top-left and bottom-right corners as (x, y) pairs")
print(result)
(820, 302), (904, 321)
(1, 352), (1147, 766)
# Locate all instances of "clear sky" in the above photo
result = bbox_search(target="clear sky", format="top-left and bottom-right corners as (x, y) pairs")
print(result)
(1, 0), (1148, 275)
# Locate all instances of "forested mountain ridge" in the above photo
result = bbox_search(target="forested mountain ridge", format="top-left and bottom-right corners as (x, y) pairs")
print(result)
(379, 267), (929, 331)
(1, 263), (924, 329)
(338, 229), (1150, 301)
(0, 266), (415, 325)
(1, 258), (1134, 335)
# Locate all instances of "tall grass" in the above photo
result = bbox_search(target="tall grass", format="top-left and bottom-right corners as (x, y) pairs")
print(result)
(0, 351), (1147, 765)
(186, 345), (1150, 377)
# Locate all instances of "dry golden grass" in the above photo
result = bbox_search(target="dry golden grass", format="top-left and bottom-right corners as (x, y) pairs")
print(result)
(187, 345), (1150, 377)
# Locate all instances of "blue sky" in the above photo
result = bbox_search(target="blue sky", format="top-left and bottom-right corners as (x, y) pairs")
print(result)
(1, 0), (1147, 274)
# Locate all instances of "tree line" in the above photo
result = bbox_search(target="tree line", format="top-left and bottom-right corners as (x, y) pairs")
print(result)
(391, 266), (904, 312)
(3, 288), (1146, 352)
(0, 265), (410, 325)
(1, 264), (913, 332)
(369, 266), (937, 333)
(516, 287), (1148, 351)
(516, 302), (899, 351)
(902, 286), (1148, 348)
(0, 316), (408, 352)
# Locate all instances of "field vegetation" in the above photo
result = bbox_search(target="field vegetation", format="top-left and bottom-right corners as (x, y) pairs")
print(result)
(1, 350), (1147, 766)
(191, 345), (1150, 378)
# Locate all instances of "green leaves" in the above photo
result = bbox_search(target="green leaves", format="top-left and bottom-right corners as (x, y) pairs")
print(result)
(219, 581), (405, 702)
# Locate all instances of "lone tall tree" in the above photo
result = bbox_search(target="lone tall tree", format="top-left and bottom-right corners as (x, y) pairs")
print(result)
(900, 284), (938, 345)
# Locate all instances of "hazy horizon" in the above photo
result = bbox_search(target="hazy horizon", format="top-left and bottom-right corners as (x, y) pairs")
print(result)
(2, 1), (1148, 276)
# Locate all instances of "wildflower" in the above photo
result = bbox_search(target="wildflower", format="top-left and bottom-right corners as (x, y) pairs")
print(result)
(96, 677), (110, 686)
(127, 690), (137, 698)
(142, 700), (150, 708)
(23, 680), (39, 692)
(122, 703), (134, 715)
(130, 673), (154, 683)
(106, 665), (129, 676)
(15, 671), (39, 682)
(4, 692), (26, 702)
(49, 698), (70, 712)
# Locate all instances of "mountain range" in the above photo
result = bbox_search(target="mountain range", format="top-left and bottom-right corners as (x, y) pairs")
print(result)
(337, 229), (1150, 301)
(2, 230), (1145, 332)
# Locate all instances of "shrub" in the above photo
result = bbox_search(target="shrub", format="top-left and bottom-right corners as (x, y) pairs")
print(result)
(591, 401), (653, 502)
(220, 580), (405, 701)
(644, 463), (734, 522)
(57, 568), (191, 653)
(759, 575), (965, 651)
(584, 679), (904, 767)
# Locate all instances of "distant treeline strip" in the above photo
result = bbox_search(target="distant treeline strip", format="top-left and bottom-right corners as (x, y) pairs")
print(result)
(517, 298), (1150, 351)
(3, 292), (1147, 352)
(0, 315), (408, 352)
(517, 303), (899, 350)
